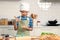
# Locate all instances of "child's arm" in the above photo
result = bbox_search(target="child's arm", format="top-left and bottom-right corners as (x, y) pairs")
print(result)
(13, 16), (19, 30)
(14, 16), (19, 22)
(13, 21), (18, 30)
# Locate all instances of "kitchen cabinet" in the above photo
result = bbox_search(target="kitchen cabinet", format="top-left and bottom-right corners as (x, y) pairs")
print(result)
(0, 25), (16, 36)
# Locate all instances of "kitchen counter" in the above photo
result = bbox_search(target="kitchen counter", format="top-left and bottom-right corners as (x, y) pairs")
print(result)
(0, 36), (39, 40)
(0, 25), (60, 36)
(30, 26), (60, 36)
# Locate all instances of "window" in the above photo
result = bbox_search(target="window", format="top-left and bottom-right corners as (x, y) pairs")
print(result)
(38, 0), (52, 10)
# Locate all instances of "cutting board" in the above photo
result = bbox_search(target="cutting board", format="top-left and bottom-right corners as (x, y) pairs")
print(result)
(16, 36), (31, 40)
(16, 36), (39, 40)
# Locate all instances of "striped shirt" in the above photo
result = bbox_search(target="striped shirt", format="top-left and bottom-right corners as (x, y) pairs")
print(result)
(16, 16), (33, 28)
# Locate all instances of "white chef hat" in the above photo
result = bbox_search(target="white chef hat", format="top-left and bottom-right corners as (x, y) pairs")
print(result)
(20, 1), (30, 11)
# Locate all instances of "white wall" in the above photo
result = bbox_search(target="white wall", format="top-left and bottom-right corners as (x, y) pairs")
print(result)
(0, 0), (60, 36)
(0, 0), (60, 25)
(0, 1), (20, 19)
(22, 0), (60, 25)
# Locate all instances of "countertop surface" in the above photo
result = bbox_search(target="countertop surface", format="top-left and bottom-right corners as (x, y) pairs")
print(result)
(0, 25), (60, 36)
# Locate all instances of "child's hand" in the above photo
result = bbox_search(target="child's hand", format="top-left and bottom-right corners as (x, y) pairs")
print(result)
(22, 25), (28, 29)
(22, 26), (33, 31)
(14, 16), (19, 22)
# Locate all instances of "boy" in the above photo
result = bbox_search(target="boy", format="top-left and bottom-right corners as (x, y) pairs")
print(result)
(14, 1), (33, 37)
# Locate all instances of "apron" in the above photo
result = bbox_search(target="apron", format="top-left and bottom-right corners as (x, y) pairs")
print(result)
(16, 17), (30, 37)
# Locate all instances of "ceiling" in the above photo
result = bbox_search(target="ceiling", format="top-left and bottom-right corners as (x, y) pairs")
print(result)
(40, 0), (60, 3)
(0, 0), (21, 1)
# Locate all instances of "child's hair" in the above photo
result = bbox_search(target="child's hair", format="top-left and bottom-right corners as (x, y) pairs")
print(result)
(31, 13), (37, 19)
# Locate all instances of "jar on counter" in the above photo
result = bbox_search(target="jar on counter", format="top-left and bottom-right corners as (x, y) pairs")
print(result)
(37, 21), (40, 27)
(3, 35), (9, 40)
(5, 35), (9, 40)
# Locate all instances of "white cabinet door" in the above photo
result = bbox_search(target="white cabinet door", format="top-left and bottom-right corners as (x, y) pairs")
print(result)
(30, 26), (60, 36)
(0, 25), (16, 36)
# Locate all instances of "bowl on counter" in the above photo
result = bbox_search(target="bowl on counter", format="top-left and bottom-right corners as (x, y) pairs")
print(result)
(48, 20), (57, 24)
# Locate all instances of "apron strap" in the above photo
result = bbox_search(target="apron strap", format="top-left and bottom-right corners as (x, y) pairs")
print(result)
(19, 16), (30, 24)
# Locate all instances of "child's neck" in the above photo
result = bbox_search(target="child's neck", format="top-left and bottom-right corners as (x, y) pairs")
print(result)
(22, 15), (27, 17)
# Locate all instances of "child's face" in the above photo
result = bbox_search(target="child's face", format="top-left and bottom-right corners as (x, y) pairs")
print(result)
(20, 11), (28, 16)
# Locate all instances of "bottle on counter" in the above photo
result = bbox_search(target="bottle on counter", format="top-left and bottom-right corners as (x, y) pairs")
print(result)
(37, 21), (40, 27)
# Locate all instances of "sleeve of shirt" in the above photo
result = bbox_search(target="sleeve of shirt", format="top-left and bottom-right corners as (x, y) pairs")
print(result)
(16, 22), (19, 27)
(16, 16), (20, 27)
(29, 17), (33, 28)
